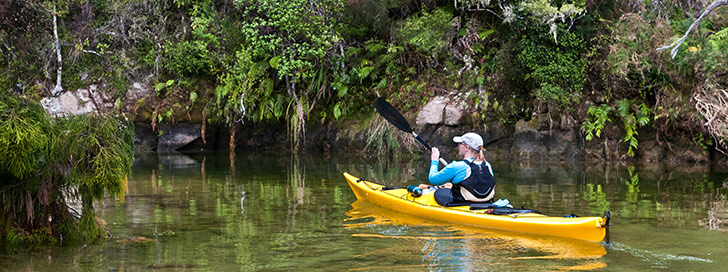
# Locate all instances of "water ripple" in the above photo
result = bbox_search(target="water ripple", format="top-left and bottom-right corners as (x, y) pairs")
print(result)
(610, 241), (712, 268)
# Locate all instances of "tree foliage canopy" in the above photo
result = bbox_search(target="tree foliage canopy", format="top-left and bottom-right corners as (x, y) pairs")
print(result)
(1, 0), (727, 156)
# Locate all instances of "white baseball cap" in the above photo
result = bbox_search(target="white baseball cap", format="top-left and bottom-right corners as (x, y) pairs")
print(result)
(453, 132), (483, 150)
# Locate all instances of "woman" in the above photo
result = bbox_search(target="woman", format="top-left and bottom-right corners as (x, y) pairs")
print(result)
(425, 132), (495, 206)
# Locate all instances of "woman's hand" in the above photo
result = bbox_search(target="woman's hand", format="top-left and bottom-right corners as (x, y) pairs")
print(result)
(430, 147), (440, 161)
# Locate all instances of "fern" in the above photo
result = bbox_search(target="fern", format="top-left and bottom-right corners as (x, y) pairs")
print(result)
(395, 8), (453, 58)
(583, 100), (652, 157)
(615, 98), (631, 118)
(616, 99), (637, 156)
(636, 103), (651, 127)
(364, 40), (386, 54)
(582, 104), (612, 141)
(615, 99), (652, 156)
(709, 27), (728, 51)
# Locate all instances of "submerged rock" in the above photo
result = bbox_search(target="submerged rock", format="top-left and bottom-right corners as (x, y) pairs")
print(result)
(157, 123), (202, 152)
(119, 236), (154, 243)
(134, 123), (158, 153)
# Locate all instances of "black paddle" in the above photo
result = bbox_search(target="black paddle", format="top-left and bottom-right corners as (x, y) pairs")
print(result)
(375, 97), (448, 166)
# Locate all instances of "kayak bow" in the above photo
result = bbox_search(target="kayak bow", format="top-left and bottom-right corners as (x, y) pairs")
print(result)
(343, 172), (610, 242)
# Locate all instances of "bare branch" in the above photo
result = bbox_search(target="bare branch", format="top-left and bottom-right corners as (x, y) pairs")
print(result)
(657, 0), (728, 59)
(82, 49), (102, 56)
(695, 85), (728, 152)
(485, 8), (502, 19)
(567, 11), (587, 31)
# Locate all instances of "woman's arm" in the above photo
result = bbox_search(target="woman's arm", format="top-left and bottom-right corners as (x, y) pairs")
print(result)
(428, 161), (459, 185)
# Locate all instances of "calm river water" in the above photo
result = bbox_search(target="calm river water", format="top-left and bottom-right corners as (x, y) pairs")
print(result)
(2, 152), (727, 271)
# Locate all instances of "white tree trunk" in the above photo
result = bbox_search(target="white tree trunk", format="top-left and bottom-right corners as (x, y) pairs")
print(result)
(657, 0), (728, 58)
(51, 0), (63, 96)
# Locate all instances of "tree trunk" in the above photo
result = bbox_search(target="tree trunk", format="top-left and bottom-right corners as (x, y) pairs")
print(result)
(51, 0), (63, 96)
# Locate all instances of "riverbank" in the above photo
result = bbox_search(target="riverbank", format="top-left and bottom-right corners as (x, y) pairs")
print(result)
(37, 84), (726, 166)
(129, 109), (728, 168)
(6, 1), (728, 167)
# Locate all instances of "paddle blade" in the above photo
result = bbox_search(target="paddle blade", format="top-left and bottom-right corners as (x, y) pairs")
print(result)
(375, 97), (412, 133)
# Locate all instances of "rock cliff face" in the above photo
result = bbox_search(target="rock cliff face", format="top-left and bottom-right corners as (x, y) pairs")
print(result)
(41, 85), (114, 117)
(41, 90), (723, 166)
(41, 82), (211, 154)
(397, 96), (715, 165)
(133, 122), (217, 153)
(411, 95), (586, 162)
(415, 96), (467, 126)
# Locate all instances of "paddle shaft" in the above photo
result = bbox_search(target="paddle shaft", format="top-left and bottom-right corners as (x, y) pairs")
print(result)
(412, 132), (448, 166)
(375, 97), (448, 166)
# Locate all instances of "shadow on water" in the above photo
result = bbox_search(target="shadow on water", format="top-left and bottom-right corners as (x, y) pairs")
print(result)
(1, 152), (727, 271)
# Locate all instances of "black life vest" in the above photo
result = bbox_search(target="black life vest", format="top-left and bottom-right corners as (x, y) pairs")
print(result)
(452, 159), (495, 201)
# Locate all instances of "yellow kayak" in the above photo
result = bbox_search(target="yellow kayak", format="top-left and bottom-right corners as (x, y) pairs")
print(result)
(343, 172), (610, 242)
(345, 199), (608, 264)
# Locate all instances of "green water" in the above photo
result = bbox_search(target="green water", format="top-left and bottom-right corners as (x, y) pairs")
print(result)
(2, 153), (727, 271)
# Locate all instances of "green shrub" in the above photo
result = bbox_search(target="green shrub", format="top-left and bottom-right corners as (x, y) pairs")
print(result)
(395, 8), (454, 59)
(3, 227), (57, 252)
(164, 40), (217, 77)
(0, 90), (134, 247)
(516, 27), (587, 110)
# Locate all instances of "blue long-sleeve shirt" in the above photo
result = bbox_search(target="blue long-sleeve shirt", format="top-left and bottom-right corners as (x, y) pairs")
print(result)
(428, 157), (493, 185)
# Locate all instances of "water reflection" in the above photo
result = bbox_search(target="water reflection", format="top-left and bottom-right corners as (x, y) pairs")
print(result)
(584, 183), (610, 214)
(624, 167), (640, 203)
(345, 200), (607, 271)
(699, 176), (728, 230)
(2, 153), (728, 271)
(240, 184), (245, 214)
(286, 154), (306, 230)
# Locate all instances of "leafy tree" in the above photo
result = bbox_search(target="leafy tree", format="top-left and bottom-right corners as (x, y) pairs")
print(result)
(655, 0), (728, 151)
(3, 0), (728, 159)
(657, 0), (728, 58)
(0, 89), (134, 248)
(603, 1), (728, 153)
(163, 0), (221, 78)
(216, 0), (343, 148)
(454, 1), (588, 113)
